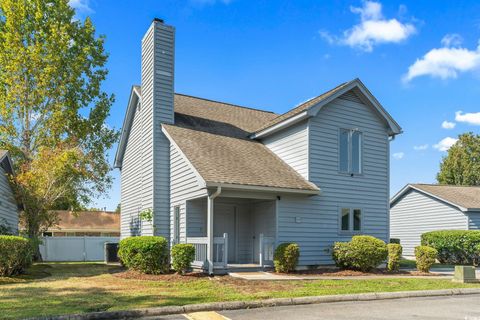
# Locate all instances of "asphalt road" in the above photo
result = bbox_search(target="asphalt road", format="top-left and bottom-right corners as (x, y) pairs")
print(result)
(143, 295), (480, 320)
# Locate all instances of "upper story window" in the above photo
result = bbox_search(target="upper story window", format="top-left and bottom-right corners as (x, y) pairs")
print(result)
(339, 129), (362, 174)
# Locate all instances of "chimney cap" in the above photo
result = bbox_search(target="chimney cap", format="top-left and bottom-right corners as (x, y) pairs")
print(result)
(153, 18), (164, 24)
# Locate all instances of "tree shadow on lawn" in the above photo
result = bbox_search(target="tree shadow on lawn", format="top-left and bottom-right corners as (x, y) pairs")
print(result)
(0, 263), (125, 286)
(0, 284), (212, 319)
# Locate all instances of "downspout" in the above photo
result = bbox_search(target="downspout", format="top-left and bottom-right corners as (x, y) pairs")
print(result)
(207, 186), (222, 275)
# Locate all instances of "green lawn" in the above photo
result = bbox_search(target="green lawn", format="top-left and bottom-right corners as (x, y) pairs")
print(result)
(1, 263), (479, 319)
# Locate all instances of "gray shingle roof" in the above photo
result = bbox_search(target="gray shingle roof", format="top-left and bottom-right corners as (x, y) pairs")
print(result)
(253, 81), (349, 133)
(163, 124), (319, 192)
(174, 94), (277, 138)
(411, 184), (480, 210)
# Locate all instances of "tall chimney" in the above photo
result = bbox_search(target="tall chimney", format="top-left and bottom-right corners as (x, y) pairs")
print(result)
(140, 18), (175, 237)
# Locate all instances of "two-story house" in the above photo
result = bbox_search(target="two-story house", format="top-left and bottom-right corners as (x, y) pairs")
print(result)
(115, 19), (402, 273)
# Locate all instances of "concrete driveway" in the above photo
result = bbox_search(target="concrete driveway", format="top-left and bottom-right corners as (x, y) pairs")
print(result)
(147, 295), (480, 320)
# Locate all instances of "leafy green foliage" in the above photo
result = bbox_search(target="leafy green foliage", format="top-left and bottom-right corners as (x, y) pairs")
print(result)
(0, 219), (13, 235)
(0, 0), (118, 256)
(332, 235), (388, 272)
(273, 243), (299, 273)
(389, 238), (400, 244)
(387, 243), (402, 272)
(0, 235), (33, 276)
(421, 230), (480, 265)
(437, 133), (480, 185)
(118, 236), (169, 274)
(171, 244), (195, 275)
(415, 246), (437, 273)
(139, 208), (153, 222)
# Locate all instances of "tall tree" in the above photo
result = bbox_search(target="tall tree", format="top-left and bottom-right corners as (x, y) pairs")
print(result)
(0, 0), (118, 257)
(437, 133), (480, 185)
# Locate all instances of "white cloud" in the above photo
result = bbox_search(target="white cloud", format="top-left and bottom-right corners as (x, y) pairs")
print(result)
(69, 0), (93, 13)
(433, 137), (458, 151)
(441, 120), (456, 129)
(413, 144), (428, 150)
(393, 152), (405, 159)
(403, 36), (480, 82)
(320, 1), (416, 52)
(441, 33), (463, 47)
(455, 111), (480, 125)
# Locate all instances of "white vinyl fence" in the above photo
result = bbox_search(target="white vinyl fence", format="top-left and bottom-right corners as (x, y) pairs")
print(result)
(39, 236), (119, 262)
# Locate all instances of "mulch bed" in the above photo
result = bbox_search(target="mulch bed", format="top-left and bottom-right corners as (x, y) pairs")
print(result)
(113, 270), (209, 281)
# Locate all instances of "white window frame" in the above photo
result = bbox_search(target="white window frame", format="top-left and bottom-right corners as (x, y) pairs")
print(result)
(339, 128), (363, 175)
(339, 207), (363, 234)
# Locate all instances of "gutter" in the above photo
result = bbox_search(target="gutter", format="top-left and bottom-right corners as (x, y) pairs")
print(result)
(205, 182), (320, 196)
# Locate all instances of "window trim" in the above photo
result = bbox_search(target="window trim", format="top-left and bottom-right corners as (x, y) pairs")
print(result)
(338, 207), (363, 234)
(173, 206), (180, 244)
(338, 128), (363, 175)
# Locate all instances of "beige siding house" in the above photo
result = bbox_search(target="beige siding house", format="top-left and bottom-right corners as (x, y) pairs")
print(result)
(115, 19), (402, 273)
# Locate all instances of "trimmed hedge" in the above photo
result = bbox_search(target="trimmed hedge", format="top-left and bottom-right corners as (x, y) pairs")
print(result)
(171, 244), (195, 275)
(415, 245), (437, 273)
(421, 230), (480, 265)
(274, 243), (299, 273)
(387, 243), (402, 272)
(118, 236), (169, 274)
(332, 235), (388, 272)
(0, 236), (33, 276)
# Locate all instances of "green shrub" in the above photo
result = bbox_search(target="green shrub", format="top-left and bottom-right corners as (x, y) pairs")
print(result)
(421, 230), (480, 265)
(415, 245), (437, 273)
(274, 243), (299, 273)
(332, 235), (388, 272)
(171, 244), (195, 275)
(118, 236), (169, 274)
(387, 243), (402, 272)
(389, 238), (400, 244)
(0, 236), (33, 276)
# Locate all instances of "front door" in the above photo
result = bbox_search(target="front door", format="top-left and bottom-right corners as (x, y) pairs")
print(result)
(214, 204), (236, 263)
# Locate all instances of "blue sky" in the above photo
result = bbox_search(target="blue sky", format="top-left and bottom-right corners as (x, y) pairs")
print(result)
(72, 0), (480, 210)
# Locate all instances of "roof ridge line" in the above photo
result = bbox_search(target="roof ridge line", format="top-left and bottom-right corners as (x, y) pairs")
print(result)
(174, 93), (277, 115)
(413, 183), (480, 187)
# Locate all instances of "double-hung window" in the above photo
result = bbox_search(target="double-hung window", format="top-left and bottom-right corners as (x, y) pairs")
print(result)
(339, 129), (362, 174)
(340, 208), (362, 233)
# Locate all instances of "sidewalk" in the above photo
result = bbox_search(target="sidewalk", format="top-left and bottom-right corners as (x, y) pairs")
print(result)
(228, 266), (480, 281)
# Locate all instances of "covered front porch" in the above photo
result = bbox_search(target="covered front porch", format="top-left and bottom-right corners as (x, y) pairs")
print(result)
(184, 190), (277, 274)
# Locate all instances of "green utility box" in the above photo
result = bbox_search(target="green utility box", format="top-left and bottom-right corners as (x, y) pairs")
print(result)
(452, 265), (479, 283)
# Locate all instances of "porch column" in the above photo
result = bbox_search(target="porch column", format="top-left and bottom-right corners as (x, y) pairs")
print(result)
(207, 187), (221, 274)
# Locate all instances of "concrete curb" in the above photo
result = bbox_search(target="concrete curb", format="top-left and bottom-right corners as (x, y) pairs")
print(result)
(28, 288), (480, 320)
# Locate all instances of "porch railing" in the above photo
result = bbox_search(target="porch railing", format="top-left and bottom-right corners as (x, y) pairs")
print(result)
(186, 233), (228, 269)
(259, 233), (275, 267)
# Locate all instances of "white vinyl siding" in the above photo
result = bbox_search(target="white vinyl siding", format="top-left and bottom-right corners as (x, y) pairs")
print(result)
(390, 189), (468, 256)
(262, 121), (309, 180)
(277, 90), (390, 266)
(169, 144), (208, 245)
(120, 100), (143, 238)
(0, 165), (18, 234)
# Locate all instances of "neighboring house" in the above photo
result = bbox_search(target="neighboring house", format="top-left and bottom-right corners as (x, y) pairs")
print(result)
(37, 210), (120, 262)
(390, 184), (480, 256)
(42, 210), (120, 237)
(115, 19), (402, 273)
(0, 150), (18, 234)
